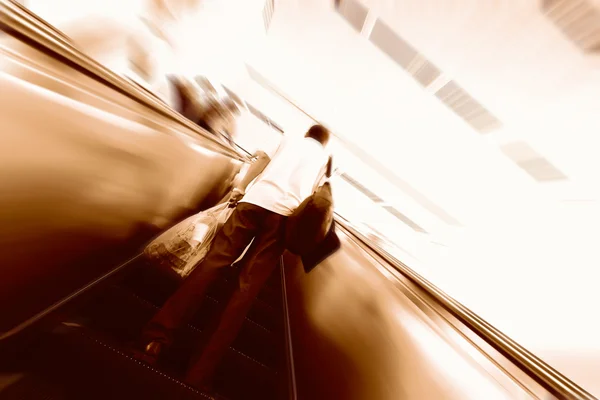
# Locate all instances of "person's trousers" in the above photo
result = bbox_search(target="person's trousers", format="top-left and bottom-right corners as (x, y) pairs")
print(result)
(141, 202), (287, 386)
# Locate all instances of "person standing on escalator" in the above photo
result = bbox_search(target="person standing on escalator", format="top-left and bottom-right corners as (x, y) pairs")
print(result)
(196, 97), (240, 138)
(134, 124), (332, 390)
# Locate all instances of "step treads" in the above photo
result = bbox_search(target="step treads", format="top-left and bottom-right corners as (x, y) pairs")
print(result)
(31, 324), (221, 400)
(79, 285), (283, 371)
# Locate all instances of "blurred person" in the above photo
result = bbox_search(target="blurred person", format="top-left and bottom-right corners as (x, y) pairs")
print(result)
(126, 9), (176, 107)
(220, 98), (241, 144)
(196, 97), (240, 141)
(20, 0), (194, 106)
(168, 75), (204, 118)
(167, 78), (240, 146)
(134, 124), (332, 389)
(125, 0), (200, 108)
(195, 76), (219, 98)
(189, 76), (221, 124)
(195, 97), (223, 133)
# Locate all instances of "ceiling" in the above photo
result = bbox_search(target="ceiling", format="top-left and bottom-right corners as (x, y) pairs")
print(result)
(335, 0), (600, 200)
(244, 0), (600, 233)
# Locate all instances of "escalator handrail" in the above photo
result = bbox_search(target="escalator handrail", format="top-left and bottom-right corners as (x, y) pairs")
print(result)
(5, 0), (73, 44)
(0, 0), (251, 162)
(213, 129), (253, 158)
(333, 213), (597, 400)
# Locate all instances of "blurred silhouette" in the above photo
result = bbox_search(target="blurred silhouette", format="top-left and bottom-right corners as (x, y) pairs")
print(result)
(125, 0), (177, 106)
(134, 125), (332, 390)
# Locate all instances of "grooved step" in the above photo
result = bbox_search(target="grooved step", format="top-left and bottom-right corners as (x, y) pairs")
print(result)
(68, 260), (287, 400)
(0, 257), (287, 400)
(122, 263), (283, 332)
(42, 323), (224, 400)
(81, 285), (282, 371)
(0, 372), (70, 400)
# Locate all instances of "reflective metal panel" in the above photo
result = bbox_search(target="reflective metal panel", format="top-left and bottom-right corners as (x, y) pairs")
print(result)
(0, 42), (241, 338)
(283, 227), (561, 399)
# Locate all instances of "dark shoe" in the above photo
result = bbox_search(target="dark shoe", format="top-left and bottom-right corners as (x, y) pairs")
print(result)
(129, 341), (163, 367)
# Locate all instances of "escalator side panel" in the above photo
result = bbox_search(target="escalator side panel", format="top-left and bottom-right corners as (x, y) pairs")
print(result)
(282, 232), (535, 400)
(0, 66), (239, 338)
(0, 71), (235, 338)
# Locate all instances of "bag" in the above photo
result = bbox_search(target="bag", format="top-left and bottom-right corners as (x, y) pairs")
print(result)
(285, 157), (334, 256)
(300, 220), (341, 273)
(143, 202), (233, 277)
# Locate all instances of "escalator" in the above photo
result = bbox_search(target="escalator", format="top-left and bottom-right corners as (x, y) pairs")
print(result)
(0, 254), (289, 400)
(1, 4), (598, 400)
(1, 216), (596, 400)
(1, 2), (288, 397)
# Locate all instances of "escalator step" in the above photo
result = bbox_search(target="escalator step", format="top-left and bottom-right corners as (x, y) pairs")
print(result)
(38, 323), (223, 400)
(206, 277), (282, 312)
(0, 372), (71, 400)
(122, 269), (282, 332)
(80, 285), (282, 371)
(212, 349), (280, 400)
(166, 328), (281, 400)
(186, 292), (279, 334)
(59, 259), (287, 399)
(55, 322), (279, 400)
(0, 257), (287, 400)
(166, 319), (282, 376)
(123, 261), (283, 311)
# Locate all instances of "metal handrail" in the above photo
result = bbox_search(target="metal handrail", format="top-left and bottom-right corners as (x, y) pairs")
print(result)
(334, 214), (597, 400)
(5, 0), (73, 43)
(0, 0), (251, 162)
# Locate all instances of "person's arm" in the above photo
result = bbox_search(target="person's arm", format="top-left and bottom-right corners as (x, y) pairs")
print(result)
(229, 151), (271, 205)
(230, 137), (285, 203)
(234, 151), (271, 193)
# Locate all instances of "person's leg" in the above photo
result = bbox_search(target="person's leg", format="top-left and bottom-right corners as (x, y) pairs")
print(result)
(184, 210), (286, 387)
(141, 203), (263, 348)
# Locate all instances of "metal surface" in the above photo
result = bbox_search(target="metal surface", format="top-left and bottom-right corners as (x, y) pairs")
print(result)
(0, 0), (248, 161)
(283, 220), (595, 399)
(0, 30), (242, 338)
(336, 218), (597, 400)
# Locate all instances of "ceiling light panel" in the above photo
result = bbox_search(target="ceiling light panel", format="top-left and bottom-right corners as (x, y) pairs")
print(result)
(434, 80), (502, 134)
(336, 0), (369, 33)
(542, 0), (600, 54)
(501, 141), (568, 182)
